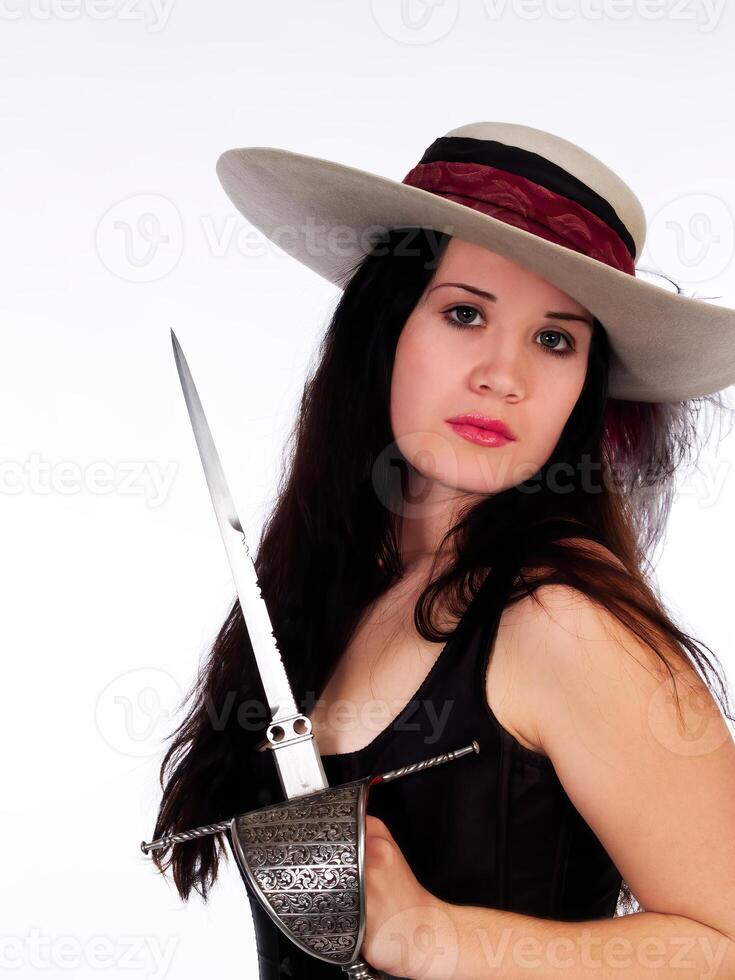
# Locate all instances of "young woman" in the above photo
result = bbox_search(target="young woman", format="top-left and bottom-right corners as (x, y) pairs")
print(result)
(149, 123), (735, 979)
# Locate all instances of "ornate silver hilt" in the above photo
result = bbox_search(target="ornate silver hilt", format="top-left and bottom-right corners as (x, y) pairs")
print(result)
(142, 740), (480, 978)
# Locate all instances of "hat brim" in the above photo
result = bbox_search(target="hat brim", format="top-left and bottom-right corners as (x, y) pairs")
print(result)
(216, 146), (735, 402)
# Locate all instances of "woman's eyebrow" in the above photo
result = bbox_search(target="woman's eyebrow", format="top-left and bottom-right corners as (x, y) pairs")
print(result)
(428, 281), (594, 328)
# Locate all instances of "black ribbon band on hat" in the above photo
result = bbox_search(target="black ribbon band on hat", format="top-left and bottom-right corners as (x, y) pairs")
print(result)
(418, 136), (636, 262)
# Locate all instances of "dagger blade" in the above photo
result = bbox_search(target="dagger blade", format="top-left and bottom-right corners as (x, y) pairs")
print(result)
(170, 329), (328, 799)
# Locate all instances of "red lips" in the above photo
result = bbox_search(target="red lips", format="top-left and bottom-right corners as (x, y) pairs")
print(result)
(445, 413), (516, 441)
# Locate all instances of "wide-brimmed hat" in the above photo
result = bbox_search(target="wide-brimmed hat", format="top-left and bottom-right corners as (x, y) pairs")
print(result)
(215, 121), (735, 403)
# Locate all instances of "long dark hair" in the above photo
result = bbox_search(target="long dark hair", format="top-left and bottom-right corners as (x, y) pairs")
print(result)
(149, 227), (734, 918)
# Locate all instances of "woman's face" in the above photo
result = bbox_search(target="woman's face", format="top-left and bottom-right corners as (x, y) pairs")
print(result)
(389, 237), (595, 498)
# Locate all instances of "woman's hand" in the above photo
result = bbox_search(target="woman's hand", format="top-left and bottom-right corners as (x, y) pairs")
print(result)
(359, 814), (458, 979)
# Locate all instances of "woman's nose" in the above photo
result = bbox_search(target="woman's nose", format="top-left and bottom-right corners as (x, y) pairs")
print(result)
(468, 344), (526, 401)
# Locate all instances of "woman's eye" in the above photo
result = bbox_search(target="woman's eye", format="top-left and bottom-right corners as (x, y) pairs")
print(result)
(442, 305), (483, 329)
(535, 330), (575, 358)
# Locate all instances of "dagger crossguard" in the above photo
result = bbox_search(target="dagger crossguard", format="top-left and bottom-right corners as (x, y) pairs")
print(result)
(140, 739), (480, 978)
(140, 820), (232, 855)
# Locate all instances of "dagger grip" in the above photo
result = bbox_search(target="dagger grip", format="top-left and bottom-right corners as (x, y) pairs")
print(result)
(342, 958), (384, 978)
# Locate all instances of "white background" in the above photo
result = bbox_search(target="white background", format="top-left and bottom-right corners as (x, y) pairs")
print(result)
(2, 1), (734, 977)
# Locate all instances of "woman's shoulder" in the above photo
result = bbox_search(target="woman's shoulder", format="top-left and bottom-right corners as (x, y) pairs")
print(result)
(503, 536), (656, 670)
(488, 536), (670, 757)
(501, 536), (626, 637)
(484, 540), (618, 760)
(497, 538), (705, 737)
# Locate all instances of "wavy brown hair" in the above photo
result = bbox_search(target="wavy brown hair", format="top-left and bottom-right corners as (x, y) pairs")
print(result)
(148, 228), (735, 919)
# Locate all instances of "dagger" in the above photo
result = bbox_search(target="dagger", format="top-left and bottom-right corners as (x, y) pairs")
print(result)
(149, 330), (480, 978)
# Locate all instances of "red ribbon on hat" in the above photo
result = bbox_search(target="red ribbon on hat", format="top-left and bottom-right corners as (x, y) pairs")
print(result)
(401, 160), (635, 277)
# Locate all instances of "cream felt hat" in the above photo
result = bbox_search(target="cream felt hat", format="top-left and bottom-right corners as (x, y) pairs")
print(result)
(215, 121), (735, 403)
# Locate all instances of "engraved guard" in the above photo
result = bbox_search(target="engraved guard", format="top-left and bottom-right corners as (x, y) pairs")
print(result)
(229, 778), (373, 968)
